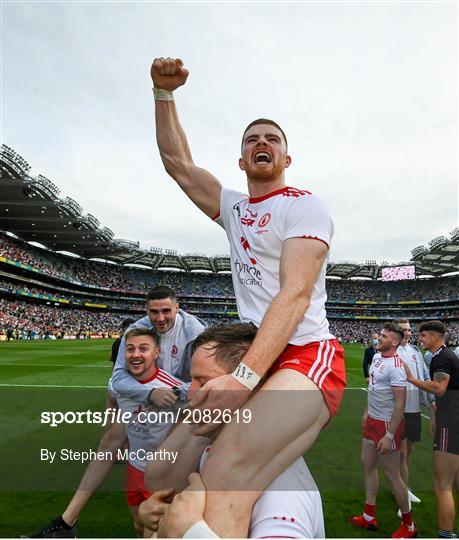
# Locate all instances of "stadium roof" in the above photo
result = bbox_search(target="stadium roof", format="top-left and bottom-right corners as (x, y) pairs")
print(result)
(1, 144), (458, 278)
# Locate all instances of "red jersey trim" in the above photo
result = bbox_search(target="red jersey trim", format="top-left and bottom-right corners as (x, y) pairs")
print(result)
(156, 369), (183, 387)
(248, 186), (312, 203)
(299, 235), (329, 249)
(139, 368), (158, 385)
(211, 211), (220, 221)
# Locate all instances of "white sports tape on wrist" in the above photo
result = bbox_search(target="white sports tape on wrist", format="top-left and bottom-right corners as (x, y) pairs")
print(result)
(231, 361), (261, 390)
(153, 88), (174, 101)
(183, 520), (218, 538)
(385, 431), (394, 440)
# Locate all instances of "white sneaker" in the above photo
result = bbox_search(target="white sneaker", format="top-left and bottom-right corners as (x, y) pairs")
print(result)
(408, 488), (421, 504)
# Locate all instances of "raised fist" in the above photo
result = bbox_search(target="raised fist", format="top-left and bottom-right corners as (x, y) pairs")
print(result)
(151, 57), (189, 91)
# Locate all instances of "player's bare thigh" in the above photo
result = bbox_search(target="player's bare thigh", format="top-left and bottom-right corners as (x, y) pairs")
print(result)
(433, 451), (459, 491)
(201, 368), (329, 492)
(361, 438), (379, 469)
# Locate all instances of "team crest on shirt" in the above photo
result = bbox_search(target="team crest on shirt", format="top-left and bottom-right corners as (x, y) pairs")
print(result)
(258, 213), (271, 228)
(171, 345), (178, 358)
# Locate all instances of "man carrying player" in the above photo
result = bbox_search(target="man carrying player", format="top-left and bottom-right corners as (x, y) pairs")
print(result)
(150, 56), (346, 537)
(350, 323), (416, 538)
(140, 323), (325, 538)
(401, 320), (459, 539)
(394, 318), (435, 510)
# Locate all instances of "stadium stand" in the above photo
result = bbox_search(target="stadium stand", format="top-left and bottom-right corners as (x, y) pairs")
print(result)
(0, 144), (458, 342)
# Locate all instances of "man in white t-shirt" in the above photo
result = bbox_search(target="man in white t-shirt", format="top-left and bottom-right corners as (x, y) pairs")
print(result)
(109, 327), (186, 537)
(150, 56), (346, 537)
(349, 323), (416, 539)
(394, 318), (435, 508)
(140, 324), (325, 539)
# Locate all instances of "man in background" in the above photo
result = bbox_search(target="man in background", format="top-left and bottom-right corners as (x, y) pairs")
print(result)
(363, 332), (379, 383)
(394, 318), (435, 510)
(402, 320), (458, 539)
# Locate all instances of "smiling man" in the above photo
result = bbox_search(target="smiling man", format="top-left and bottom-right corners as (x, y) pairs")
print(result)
(109, 327), (185, 537)
(150, 56), (346, 537)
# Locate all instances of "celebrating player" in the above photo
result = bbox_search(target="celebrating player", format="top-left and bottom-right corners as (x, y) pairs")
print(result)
(109, 327), (185, 536)
(350, 323), (416, 538)
(23, 286), (204, 538)
(150, 56), (346, 537)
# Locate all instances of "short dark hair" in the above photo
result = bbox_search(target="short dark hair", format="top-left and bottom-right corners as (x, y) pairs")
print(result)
(393, 318), (409, 325)
(418, 320), (446, 336)
(125, 327), (160, 346)
(241, 118), (288, 150)
(122, 318), (136, 332)
(192, 323), (257, 373)
(146, 286), (177, 303)
(382, 322), (404, 343)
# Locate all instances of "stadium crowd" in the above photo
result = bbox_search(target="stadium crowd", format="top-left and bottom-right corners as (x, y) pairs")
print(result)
(1, 234), (458, 303)
(2, 296), (458, 344)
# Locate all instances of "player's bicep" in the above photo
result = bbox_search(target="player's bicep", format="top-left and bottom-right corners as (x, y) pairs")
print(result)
(279, 237), (328, 299)
(174, 164), (222, 219)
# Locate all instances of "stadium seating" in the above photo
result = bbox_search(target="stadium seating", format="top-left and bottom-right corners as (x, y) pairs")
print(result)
(1, 233), (458, 342)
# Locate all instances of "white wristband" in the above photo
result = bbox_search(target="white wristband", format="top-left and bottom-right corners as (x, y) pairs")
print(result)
(153, 87), (174, 101)
(231, 361), (261, 390)
(385, 431), (394, 440)
(183, 520), (218, 538)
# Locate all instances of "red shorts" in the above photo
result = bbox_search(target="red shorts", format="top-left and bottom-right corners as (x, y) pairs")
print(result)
(363, 416), (405, 451)
(125, 463), (150, 507)
(269, 339), (346, 418)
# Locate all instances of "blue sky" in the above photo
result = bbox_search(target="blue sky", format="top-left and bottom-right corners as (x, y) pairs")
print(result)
(3, 1), (457, 263)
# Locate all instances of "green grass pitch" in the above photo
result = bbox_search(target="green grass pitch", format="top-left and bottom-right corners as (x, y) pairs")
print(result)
(0, 340), (440, 537)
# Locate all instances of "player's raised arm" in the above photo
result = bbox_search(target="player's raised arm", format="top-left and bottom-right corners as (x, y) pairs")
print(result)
(151, 57), (222, 218)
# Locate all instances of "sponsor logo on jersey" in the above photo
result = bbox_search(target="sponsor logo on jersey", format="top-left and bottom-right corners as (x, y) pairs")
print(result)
(279, 358), (301, 368)
(234, 259), (262, 286)
(240, 208), (258, 227)
(258, 212), (271, 228)
(232, 203), (241, 217)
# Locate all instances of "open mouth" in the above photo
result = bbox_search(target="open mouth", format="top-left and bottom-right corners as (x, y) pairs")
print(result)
(130, 360), (143, 366)
(254, 152), (272, 164)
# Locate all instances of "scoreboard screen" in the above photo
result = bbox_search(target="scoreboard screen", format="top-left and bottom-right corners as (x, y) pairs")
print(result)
(381, 265), (416, 281)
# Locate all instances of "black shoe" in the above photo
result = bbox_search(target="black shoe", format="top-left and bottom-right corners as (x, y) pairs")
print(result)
(21, 517), (76, 538)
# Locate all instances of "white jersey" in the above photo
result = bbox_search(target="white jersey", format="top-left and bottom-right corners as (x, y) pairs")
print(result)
(397, 343), (426, 413)
(368, 353), (407, 421)
(199, 447), (325, 538)
(109, 368), (184, 472)
(215, 187), (334, 345)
